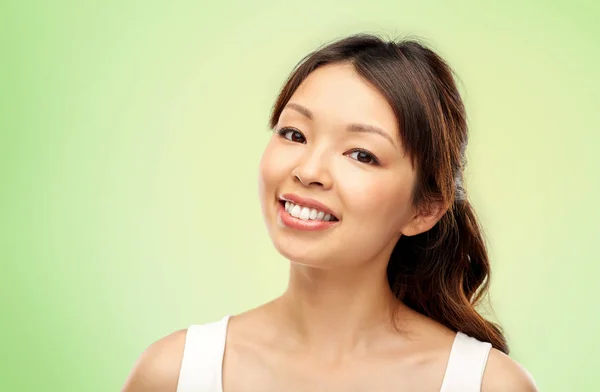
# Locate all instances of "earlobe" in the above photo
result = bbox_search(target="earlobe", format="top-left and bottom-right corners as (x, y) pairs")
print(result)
(400, 202), (448, 237)
(400, 216), (429, 237)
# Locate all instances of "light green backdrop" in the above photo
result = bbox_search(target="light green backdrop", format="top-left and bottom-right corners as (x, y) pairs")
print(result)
(1, 0), (599, 390)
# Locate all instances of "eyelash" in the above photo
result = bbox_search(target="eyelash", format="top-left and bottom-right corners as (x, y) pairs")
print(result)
(275, 127), (381, 166)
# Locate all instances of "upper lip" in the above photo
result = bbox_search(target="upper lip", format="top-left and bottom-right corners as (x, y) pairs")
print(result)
(279, 193), (339, 219)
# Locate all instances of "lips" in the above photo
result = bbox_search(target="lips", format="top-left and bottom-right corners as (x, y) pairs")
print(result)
(279, 193), (339, 220)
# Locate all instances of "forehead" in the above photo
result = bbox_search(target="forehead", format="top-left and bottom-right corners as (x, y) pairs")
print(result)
(286, 63), (399, 135)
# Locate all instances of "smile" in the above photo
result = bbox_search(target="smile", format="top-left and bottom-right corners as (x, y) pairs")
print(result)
(283, 201), (337, 221)
(277, 193), (340, 231)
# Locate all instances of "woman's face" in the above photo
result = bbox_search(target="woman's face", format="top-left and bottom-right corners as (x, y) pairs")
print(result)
(259, 63), (419, 269)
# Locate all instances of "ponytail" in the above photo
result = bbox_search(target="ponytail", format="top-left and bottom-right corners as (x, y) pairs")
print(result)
(387, 198), (509, 354)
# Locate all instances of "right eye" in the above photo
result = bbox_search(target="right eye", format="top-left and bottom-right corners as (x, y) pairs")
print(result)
(277, 127), (306, 144)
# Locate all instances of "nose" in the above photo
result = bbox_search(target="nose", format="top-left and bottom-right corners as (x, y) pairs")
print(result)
(292, 148), (333, 189)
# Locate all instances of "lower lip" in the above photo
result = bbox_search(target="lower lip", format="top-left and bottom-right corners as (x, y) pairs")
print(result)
(278, 202), (339, 231)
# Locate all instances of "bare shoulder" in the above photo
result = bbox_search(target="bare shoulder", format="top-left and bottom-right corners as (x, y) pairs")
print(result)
(121, 329), (188, 392)
(481, 348), (538, 392)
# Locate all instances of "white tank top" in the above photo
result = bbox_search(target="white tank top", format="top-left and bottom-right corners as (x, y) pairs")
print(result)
(176, 315), (492, 392)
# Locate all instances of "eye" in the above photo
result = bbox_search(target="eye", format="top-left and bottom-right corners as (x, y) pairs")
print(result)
(346, 149), (380, 165)
(277, 127), (306, 144)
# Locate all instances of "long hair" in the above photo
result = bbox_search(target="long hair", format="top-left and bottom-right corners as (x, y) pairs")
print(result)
(268, 34), (508, 354)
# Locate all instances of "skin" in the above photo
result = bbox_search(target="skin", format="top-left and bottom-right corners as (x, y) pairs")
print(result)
(122, 63), (537, 392)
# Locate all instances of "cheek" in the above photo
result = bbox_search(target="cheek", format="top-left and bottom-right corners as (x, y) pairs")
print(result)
(338, 170), (414, 227)
(258, 146), (275, 199)
(259, 139), (294, 193)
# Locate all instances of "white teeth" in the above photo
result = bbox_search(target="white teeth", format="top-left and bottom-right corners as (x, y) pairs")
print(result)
(290, 204), (301, 218)
(299, 207), (311, 220)
(283, 201), (335, 222)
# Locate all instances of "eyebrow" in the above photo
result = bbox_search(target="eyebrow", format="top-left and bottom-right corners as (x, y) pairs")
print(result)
(284, 102), (396, 147)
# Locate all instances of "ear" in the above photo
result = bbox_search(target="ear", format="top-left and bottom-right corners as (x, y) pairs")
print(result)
(400, 199), (448, 237)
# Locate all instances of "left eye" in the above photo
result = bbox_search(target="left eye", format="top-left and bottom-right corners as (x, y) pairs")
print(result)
(346, 149), (379, 165)
(277, 127), (306, 143)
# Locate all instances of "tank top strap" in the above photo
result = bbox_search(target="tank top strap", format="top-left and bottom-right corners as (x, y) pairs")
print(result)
(439, 331), (492, 392)
(176, 315), (231, 392)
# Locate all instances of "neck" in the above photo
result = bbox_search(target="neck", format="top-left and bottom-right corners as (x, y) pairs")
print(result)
(272, 259), (405, 360)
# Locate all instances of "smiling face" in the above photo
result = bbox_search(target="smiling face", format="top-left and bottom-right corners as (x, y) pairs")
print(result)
(259, 62), (421, 269)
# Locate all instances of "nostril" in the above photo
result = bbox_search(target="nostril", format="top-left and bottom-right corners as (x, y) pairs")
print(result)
(294, 173), (325, 188)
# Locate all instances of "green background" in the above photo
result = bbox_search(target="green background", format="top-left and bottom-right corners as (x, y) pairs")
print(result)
(2, 0), (598, 390)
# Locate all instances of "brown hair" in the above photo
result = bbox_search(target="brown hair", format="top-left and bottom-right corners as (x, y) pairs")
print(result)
(268, 33), (508, 354)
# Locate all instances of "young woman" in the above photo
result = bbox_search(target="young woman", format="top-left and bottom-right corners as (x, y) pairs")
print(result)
(122, 34), (537, 392)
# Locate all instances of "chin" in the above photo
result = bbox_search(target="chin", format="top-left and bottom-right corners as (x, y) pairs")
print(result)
(261, 196), (345, 268)
(270, 235), (336, 269)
